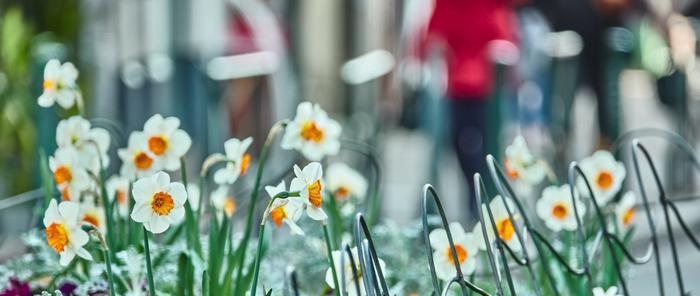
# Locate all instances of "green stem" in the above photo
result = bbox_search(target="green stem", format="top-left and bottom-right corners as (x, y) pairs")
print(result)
(143, 227), (156, 296)
(249, 224), (266, 296)
(92, 141), (115, 260)
(233, 121), (287, 292)
(181, 157), (203, 257)
(323, 223), (341, 296)
(103, 248), (116, 295)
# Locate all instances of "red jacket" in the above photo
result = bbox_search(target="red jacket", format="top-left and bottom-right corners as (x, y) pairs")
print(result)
(426, 0), (519, 99)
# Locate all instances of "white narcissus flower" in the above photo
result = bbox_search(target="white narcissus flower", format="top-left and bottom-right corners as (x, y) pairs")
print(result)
(472, 195), (522, 252)
(49, 147), (91, 201)
(429, 222), (479, 281)
(43, 199), (93, 266)
(326, 162), (368, 202)
(264, 181), (304, 235)
(210, 186), (236, 220)
(130, 171), (187, 234)
(79, 202), (106, 234)
(536, 185), (585, 232)
(290, 162), (328, 221)
(281, 102), (342, 161)
(118, 132), (160, 179)
(593, 286), (619, 296)
(56, 116), (111, 173)
(325, 246), (386, 296)
(578, 150), (626, 206)
(107, 175), (130, 218)
(504, 136), (547, 185)
(615, 191), (637, 231)
(142, 114), (192, 171)
(38, 59), (79, 109)
(213, 137), (253, 185)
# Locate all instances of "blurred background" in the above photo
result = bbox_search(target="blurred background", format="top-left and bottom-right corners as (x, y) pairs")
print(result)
(1, 0), (700, 293)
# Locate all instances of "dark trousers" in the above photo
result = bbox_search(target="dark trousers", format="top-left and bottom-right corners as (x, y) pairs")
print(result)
(449, 99), (488, 221)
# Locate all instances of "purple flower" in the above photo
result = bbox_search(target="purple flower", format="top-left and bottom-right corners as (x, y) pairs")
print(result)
(0, 277), (31, 296)
(58, 281), (78, 296)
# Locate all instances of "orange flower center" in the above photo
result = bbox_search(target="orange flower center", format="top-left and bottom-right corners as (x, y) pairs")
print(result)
(61, 186), (71, 201)
(148, 136), (168, 156)
(134, 152), (153, 170)
(334, 186), (350, 201)
(270, 207), (286, 227)
(151, 192), (175, 216)
(116, 190), (126, 206)
(300, 121), (324, 143)
(307, 180), (323, 208)
(444, 244), (469, 266)
(596, 171), (614, 190)
(239, 153), (251, 176)
(622, 208), (635, 226)
(504, 159), (519, 179)
(552, 203), (568, 220)
(46, 223), (69, 253)
(54, 166), (72, 185)
(83, 214), (100, 228)
(224, 198), (236, 218)
(497, 218), (515, 241)
(43, 79), (56, 91)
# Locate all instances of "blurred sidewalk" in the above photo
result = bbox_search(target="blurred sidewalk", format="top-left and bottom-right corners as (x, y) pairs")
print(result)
(380, 69), (700, 294)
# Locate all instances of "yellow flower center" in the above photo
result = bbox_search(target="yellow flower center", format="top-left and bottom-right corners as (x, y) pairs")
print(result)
(307, 180), (323, 208)
(239, 153), (251, 176)
(596, 171), (614, 190)
(300, 121), (324, 143)
(134, 152), (154, 170)
(497, 218), (515, 241)
(43, 79), (56, 91)
(151, 192), (175, 216)
(148, 136), (168, 156)
(46, 223), (69, 253)
(552, 203), (568, 220)
(622, 208), (635, 226)
(54, 166), (72, 185)
(270, 207), (286, 227)
(224, 198), (236, 218)
(504, 159), (519, 179)
(444, 244), (469, 266)
(83, 214), (100, 228)
(334, 186), (350, 201)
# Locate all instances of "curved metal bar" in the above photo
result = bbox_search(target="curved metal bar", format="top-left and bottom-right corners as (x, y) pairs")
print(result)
(89, 117), (128, 149)
(486, 155), (554, 296)
(529, 230), (586, 275)
(666, 201), (700, 249)
(476, 174), (517, 296)
(284, 266), (300, 296)
(473, 174), (507, 296)
(354, 213), (389, 296)
(631, 141), (688, 295)
(605, 233), (653, 264)
(613, 128), (700, 171)
(569, 163), (628, 295)
(421, 184), (491, 296)
(338, 243), (362, 296)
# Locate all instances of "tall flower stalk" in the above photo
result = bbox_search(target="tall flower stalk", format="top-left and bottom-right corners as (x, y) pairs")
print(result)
(233, 120), (287, 293)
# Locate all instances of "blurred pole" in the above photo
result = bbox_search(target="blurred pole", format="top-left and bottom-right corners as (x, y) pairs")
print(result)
(603, 27), (634, 142)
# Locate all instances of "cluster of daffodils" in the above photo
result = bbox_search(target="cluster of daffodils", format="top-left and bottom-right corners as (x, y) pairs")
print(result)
(118, 114), (192, 178)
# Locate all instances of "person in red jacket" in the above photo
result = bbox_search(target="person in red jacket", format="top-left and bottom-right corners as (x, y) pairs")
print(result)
(424, 0), (519, 213)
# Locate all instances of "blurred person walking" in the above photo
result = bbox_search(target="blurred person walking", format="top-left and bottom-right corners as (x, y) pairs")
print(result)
(423, 0), (520, 218)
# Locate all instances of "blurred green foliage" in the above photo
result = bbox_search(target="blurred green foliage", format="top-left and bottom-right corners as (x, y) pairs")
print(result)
(0, 2), (80, 197)
(0, 8), (37, 196)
